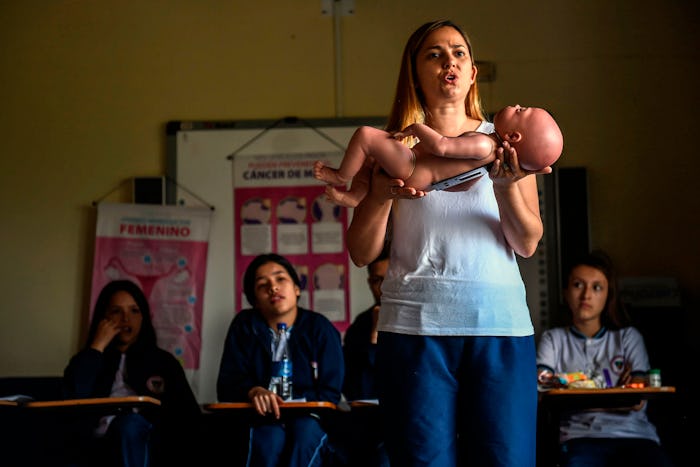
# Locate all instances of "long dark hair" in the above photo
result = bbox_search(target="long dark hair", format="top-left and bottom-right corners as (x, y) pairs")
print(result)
(86, 279), (157, 351)
(565, 250), (630, 329)
(243, 254), (301, 308)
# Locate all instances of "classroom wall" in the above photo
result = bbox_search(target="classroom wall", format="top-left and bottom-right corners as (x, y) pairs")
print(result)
(1, 1), (698, 393)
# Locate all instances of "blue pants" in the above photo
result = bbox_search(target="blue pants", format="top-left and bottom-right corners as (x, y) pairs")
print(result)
(560, 437), (676, 467)
(247, 415), (328, 467)
(376, 333), (537, 467)
(105, 412), (153, 467)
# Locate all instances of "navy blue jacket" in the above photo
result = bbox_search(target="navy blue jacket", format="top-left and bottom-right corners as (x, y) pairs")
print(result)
(62, 345), (202, 465)
(217, 307), (344, 404)
(63, 346), (201, 420)
(342, 307), (379, 401)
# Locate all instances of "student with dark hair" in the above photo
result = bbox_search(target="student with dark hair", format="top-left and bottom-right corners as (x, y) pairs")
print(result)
(217, 253), (344, 467)
(340, 248), (390, 467)
(343, 248), (389, 402)
(63, 279), (201, 467)
(537, 250), (675, 466)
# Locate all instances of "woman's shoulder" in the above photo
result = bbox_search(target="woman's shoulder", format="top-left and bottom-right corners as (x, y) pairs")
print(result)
(476, 120), (495, 134)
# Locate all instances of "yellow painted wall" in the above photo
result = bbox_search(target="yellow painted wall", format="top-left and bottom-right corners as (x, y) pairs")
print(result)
(1, 1), (698, 378)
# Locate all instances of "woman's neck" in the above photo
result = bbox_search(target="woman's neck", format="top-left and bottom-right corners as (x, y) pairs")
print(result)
(424, 105), (480, 136)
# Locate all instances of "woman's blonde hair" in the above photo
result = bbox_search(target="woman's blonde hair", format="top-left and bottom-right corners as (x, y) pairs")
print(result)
(385, 19), (486, 134)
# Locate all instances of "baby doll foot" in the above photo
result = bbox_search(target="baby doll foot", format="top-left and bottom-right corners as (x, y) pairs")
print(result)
(325, 185), (359, 208)
(314, 160), (347, 186)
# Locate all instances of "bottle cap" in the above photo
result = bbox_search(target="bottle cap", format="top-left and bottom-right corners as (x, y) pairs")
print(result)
(648, 368), (661, 374)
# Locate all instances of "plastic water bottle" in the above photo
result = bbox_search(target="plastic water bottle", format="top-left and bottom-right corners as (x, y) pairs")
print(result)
(269, 323), (293, 400)
(647, 368), (662, 388)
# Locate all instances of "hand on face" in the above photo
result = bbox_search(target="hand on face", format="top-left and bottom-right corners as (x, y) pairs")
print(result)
(91, 318), (122, 352)
(91, 290), (143, 352)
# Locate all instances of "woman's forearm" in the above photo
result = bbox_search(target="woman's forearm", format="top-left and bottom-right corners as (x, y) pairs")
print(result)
(346, 165), (394, 267)
(493, 176), (543, 258)
(347, 195), (392, 267)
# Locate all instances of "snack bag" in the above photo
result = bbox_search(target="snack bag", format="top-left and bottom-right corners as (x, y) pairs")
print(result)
(555, 371), (588, 385)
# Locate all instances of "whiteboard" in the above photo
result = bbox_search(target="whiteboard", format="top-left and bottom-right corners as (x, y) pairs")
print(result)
(166, 116), (550, 403)
(166, 116), (386, 403)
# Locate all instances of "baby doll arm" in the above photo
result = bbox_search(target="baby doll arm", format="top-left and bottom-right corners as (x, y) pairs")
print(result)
(395, 123), (495, 161)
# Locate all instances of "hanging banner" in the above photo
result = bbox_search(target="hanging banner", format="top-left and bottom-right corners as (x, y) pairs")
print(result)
(90, 202), (212, 369)
(232, 151), (352, 332)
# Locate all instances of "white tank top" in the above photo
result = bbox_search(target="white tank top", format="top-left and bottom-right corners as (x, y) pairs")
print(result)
(379, 121), (533, 337)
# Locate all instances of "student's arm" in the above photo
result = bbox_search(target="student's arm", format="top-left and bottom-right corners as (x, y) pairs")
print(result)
(314, 318), (345, 404)
(216, 317), (260, 402)
(63, 348), (105, 398)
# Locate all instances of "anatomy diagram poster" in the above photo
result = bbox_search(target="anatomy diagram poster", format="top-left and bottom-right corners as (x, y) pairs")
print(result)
(232, 151), (351, 332)
(90, 202), (212, 369)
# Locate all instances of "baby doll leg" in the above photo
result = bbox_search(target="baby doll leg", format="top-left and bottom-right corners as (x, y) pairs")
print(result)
(315, 126), (409, 186)
(323, 160), (372, 208)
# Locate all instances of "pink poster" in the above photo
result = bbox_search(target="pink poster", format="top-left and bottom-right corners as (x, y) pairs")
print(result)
(232, 152), (351, 332)
(91, 203), (212, 369)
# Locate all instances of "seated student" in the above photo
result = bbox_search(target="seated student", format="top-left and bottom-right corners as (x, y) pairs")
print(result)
(217, 253), (344, 467)
(537, 250), (675, 467)
(341, 248), (390, 467)
(63, 279), (201, 467)
(313, 104), (563, 207)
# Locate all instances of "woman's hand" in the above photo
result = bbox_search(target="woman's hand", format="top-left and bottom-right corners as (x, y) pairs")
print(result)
(248, 386), (284, 418)
(371, 163), (426, 200)
(89, 318), (121, 352)
(490, 141), (551, 185)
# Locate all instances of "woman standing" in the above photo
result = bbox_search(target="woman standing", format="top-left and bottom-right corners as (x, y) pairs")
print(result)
(346, 20), (549, 467)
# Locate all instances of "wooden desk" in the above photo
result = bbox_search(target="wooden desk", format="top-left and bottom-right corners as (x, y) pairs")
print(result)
(204, 400), (336, 412)
(20, 396), (162, 417)
(348, 400), (379, 408)
(24, 395), (161, 409)
(540, 386), (676, 410)
(1, 396), (162, 467)
(537, 387), (677, 467)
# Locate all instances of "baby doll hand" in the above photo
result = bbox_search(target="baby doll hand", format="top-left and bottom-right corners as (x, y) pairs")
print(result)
(391, 123), (417, 140)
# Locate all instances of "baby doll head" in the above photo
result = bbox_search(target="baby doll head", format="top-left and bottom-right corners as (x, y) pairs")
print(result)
(493, 105), (563, 171)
